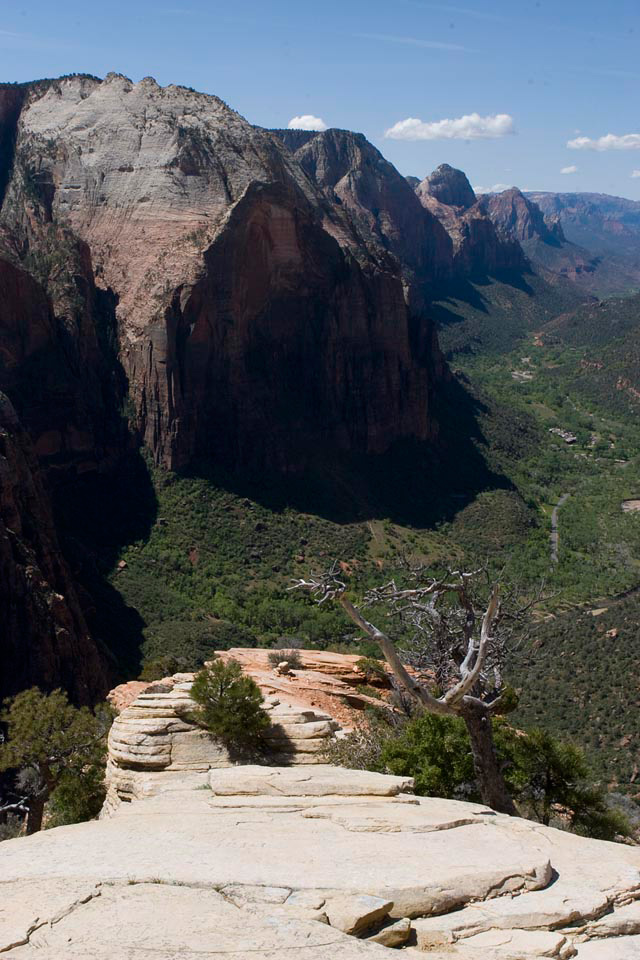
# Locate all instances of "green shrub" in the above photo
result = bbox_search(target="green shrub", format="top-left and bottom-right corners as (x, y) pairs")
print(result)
(356, 657), (389, 685)
(327, 711), (630, 841)
(267, 649), (303, 670)
(0, 689), (112, 834)
(499, 725), (631, 840)
(188, 659), (270, 751)
(46, 761), (108, 828)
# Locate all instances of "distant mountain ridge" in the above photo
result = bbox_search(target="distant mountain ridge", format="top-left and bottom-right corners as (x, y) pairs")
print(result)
(525, 191), (640, 295)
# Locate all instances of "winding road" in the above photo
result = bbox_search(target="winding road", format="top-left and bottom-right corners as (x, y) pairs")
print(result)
(550, 493), (569, 564)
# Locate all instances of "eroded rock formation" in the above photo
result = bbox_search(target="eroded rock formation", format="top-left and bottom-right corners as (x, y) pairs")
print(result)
(415, 164), (527, 277)
(480, 187), (564, 246)
(0, 74), (449, 700)
(104, 651), (393, 810)
(272, 127), (454, 291)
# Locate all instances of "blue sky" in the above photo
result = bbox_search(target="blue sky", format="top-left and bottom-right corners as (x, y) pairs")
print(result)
(2, 0), (640, 198)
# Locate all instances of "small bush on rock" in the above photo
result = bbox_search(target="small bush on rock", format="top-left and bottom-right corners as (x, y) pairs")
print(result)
(188, 659), (270, 750)
(267, 649), (303, 670)
(356, 657), (389, 686)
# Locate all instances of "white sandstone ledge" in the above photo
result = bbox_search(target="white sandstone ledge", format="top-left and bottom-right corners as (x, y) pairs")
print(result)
(2, 763), (640, 958)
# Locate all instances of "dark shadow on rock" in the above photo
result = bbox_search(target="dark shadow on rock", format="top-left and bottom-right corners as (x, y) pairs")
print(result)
(176, 374), (509, 530)
(52, 451), (158, 681)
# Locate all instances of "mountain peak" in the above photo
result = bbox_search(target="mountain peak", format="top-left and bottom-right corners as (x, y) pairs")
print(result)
(481, 188), (560, 245)
(416, 164), (477, 210)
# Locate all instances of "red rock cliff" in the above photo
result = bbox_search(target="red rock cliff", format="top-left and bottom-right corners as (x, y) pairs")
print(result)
(1, 75), (443, 472)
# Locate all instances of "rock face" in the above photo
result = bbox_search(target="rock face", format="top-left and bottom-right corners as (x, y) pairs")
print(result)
(480, 187), (620, 293)
(103, 651), (398, 812)
(417, 163), (477, 210)
(0, 252), (123, 481)
(528, 191), (640, 254)
(0, 249), (118, 700)
(0, 393), (106, 704)
(272, 127), (454, 289)
(0, 75), (446, 702)
(2, 763), (640, 958)
(481, 188), (562, 245)
(1, 75), (442, 473)
(415, 165), (526, 277)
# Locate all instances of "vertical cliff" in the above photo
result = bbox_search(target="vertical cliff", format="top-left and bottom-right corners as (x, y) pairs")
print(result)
(0, 392), (107, 704)
(1, 75), (444, 472)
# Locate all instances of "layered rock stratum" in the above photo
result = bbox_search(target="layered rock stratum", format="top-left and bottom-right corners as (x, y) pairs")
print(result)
(104, 652), (394, 809)
(2, 759), (640, 958)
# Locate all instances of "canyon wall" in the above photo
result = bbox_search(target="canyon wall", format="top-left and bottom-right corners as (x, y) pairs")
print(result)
(1, 75), (443, 473)
(0, 392), (106, 703)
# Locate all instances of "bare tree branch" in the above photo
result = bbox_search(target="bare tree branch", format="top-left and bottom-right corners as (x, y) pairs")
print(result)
(292, 560), (546, 816)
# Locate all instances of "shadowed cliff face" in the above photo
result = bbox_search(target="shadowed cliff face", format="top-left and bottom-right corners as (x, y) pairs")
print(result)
(0, 392), (107, 704)
(0, 252), (126, 480)
(0, 75), (443, 473)
(129, 181), (438, 470)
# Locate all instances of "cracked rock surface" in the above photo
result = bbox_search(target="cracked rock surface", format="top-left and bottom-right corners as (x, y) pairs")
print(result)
(2, 765), (640, 957)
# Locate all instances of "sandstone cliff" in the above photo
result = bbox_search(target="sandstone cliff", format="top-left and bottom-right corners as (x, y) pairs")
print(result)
(1, 75), (442, 473)
(0, 251), (124, 481)
(0, 392), (106, 704)
(272, 127), (454, 290)
(480, 187), (563, 246)
(415, 165), (526, 277)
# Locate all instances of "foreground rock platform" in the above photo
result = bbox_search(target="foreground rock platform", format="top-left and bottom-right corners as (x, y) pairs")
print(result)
(2, 765), (640, 958)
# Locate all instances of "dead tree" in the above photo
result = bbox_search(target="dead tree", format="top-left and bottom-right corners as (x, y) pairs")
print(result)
(292, 564), (539, 815)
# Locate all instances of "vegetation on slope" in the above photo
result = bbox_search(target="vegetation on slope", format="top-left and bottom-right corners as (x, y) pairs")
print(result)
(47, 271), (640, 792)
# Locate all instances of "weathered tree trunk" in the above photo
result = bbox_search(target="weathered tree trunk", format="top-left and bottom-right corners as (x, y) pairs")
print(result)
(25, 795), (46, 835)
(460, 701), (516, 816)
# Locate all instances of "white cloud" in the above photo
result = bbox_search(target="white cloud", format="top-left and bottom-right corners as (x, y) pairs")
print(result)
(567, 133), (640, 151)
(632, 170), (640, 178)
(560, 165), (578, 174)
(287, 115), (328, 132)
(473, 183), (513, 193)
(385, 112), (515, 141)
